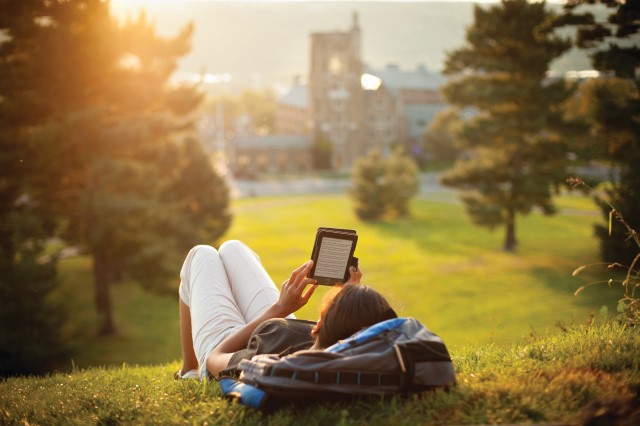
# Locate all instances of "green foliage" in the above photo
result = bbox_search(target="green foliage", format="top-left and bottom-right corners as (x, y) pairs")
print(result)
(0, 157), (70, 376)
(558, 0), (640, 269)
(421, 108), (463, 163)
(441, 0), (575, 252)
(238, 89), (277, 134)
(350, 151), (391, 220)
(0, 246), (70, 377)
(0, 0), (231, 338)
(349, 149), (419, 221)
(384, 149), (420, 217)
(594, 176), (640, 268)
(1, 321), (638, 424)
(560, 0), (639, 79)
(205, 89), (277, 137)
(0, 0), (72, 375)
(569, 177), (640, 327)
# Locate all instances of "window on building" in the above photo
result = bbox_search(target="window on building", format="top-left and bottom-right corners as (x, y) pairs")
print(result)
(329, 56), (343, 75)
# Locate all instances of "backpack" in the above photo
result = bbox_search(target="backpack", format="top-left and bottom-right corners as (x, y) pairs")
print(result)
(219, 317), (456, 410)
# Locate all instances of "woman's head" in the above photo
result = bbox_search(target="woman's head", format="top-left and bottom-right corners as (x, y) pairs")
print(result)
(312, 283), (397, 348)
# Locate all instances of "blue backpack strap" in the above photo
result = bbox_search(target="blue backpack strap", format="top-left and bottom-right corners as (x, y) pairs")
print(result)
(325, 317), (407, 353)
(219, 378), (268, 410)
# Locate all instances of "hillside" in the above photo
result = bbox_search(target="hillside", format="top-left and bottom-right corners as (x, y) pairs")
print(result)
(1, 321), (638, 425)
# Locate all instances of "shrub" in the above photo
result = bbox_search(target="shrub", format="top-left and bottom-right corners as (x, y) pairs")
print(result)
(349, 148), (419, 221)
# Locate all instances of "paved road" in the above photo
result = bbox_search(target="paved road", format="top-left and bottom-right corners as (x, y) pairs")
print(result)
(228, 172), (455, 201)
(227, 172), (599, 217)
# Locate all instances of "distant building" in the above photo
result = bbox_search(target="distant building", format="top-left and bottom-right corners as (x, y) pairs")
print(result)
(228, 12), (448, 174)
(309, 12), (365, 169)
(276, 77), (309, 135)
(306, 12), (447, 170)
(361, 73), (406, 156)
(233, 135), (312, 178)
(366, 63), (446, 143)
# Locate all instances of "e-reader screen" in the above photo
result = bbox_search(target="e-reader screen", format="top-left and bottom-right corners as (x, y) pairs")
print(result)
(309, 227), (358, 285)
(314, 237), (354, 280)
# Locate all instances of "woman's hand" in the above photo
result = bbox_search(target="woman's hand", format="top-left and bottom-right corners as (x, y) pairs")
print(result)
(345, 264), (363, 284)
(274, 260), (318, 316)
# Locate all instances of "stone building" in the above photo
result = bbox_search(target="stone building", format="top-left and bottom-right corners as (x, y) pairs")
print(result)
(367, 63), (447, 146)
(233, 135), (312, 178)
(229, 13), (447, 174)
(275, 77), (308, 135)
(304, 12), (447, 169)
(308, 12), (366, 170)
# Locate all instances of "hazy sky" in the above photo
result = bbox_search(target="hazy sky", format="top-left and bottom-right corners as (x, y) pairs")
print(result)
(111, 0), (584, 92)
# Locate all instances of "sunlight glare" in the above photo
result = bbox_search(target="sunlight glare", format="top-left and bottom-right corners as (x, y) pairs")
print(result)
(361, 73), (382, 91)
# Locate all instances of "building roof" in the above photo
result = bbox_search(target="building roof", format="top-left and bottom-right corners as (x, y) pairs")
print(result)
(366, 64), (446, 93)
(235, 134), (311, 149)
(278, 84), (308, 108)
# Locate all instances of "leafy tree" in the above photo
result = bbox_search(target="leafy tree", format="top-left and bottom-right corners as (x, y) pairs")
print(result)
(238, 89), (276, 135)
(421, 108), (464, 163)
(557, 0), (640, 265)
(202, 89), (276, 141)
(0, 0), (231, 336)
(350, 148), (419, 221)
(440, 0), (574, 251)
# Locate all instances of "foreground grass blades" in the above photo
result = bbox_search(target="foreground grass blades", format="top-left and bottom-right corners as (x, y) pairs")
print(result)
(2, 322), (638, 425)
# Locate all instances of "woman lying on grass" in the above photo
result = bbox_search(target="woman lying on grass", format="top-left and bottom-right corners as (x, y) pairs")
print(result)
(176, 240), (397, 380)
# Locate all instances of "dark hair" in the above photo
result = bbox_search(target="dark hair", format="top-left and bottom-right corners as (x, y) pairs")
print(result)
(314, 283), (397, 349)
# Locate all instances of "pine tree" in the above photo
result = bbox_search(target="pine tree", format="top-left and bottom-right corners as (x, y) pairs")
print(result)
(0, 0), (231, 336)
(0, 0), (71, 375)
(421, 108), (464, 163)
(440, 0), (574, 251)
(0, 226), (70, 376)
(556, 0), (640, 266)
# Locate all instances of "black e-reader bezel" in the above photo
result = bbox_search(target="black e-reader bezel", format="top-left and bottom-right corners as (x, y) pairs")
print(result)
(309, 227), (358, 286)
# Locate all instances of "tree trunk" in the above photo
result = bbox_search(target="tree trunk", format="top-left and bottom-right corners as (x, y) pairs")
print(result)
(504, 207), (517, 252)
(93, 251), (117, 336)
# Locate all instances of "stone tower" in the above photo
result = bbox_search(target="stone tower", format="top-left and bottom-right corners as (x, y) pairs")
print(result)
(309, 12), (364, 170)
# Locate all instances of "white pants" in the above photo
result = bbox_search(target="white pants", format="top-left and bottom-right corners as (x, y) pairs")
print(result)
(178, 240), (290, 375)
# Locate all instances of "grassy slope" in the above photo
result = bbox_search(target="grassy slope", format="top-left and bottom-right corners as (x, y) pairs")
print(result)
(2, 193), (638, 424)
(1, 322), (638, 425)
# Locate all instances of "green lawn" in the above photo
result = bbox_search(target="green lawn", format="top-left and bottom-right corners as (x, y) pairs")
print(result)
(226, 194), (617, 345)
(57, 193), (620, 370)
(6, 192), (638, 425)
